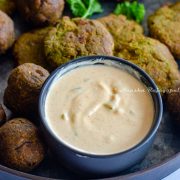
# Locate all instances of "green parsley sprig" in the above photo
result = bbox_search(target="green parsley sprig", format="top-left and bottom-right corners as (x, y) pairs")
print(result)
(66, 0), (103, 19)
(114, 1), (146, 23)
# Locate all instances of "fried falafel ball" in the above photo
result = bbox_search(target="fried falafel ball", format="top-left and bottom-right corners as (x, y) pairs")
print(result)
(0, 118), (45, 172)
(148, 2), (180, 59)
(98, 14), (143, 53)
(4, 63), (49, 116)
(0, 104), (6, 126)
(44, 16), (114, 68)
(0, 0), (15, 15)
(98, 14), (180, 91)
(13, 27), (52, 71)
(16, 0), (65, 26)
(115, 36), (180, 91)
(0, 10), (15, 54)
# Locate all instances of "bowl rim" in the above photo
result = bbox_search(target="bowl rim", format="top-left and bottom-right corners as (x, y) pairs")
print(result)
(39, 55), (163, 158)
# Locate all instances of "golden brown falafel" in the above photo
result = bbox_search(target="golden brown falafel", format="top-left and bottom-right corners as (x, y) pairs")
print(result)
(16, 0), (65, 26)
(115, 36), (180, 91)
(44, 16), (114, 68)
(13, 27), (52, 71)
(98, 14), (144, 53)
(98, 15), (179, 91)
(4, 63), (49, 116)
(0, 118), (45, 172)
(0, 10), (15, 54)
(148, 2), (180, 59)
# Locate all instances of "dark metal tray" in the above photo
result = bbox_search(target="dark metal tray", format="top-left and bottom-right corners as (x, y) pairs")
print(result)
(0, 0), (180, 179)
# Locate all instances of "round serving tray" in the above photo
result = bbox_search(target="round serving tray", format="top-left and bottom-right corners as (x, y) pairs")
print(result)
(0, 153), (180, 180)
(0, 0), (180, 179)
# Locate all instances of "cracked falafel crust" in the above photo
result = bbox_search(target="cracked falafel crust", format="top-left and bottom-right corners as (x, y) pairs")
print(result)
(16, 0), (65, 26)
(13, 27), (52, 71)
(115, 36), (180, 91)
(0, 10), (15, 54)
(98, 14), (143, 53)
(44, 16), (114, 68)
(4, 63), (49, 116)
(148, 2), (180, 59)
(0, 118), (45, 172)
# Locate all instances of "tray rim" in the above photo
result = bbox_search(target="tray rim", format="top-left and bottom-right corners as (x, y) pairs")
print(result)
(0, 1), (180, 179)
(0, 152), (179, 179)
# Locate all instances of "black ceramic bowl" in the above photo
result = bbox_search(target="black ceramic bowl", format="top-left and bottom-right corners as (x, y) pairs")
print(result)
(39, 56), (163, 178)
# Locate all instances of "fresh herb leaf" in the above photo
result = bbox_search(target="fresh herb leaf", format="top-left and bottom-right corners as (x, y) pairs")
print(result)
(66, 0), (103, 19)
(66, 0), (86, 17)
(114, 1), (146, 23)
(130, 1), (145, 23)
(82, 0), (103, 18)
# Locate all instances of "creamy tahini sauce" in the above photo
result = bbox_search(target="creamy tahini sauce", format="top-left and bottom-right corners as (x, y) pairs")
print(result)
(45, 65), (154, 155)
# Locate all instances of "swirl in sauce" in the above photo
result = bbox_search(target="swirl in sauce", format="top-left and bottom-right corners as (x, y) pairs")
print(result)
(45, 65), (154, 155)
